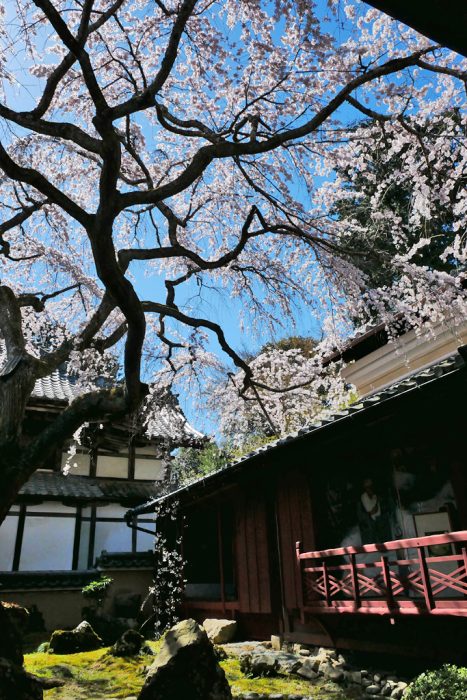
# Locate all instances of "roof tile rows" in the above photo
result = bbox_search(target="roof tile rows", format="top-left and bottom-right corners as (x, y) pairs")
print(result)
(32, 370), (78, 401)
(19, 471), (158, 502)
(31, 369), (203, 443)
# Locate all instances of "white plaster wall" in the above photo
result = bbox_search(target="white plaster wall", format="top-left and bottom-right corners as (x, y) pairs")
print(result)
(342, 319), (467, 397)
(136, 516), (155, 551)
(27, 502), (76, 513)
(96, 454), (128, 478)
(96, 504), (127, 518)
(20, 515), (75, 570)
(78, 520), (91, 570)
(61, 451), (90, 476)
(0, 515), (18, 571)
(94, 521), (132, 557)
(134, 458), (165, 481)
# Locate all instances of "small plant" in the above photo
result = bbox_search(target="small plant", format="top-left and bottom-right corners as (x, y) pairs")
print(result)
(81, 576), (113, 609)
(405, 664), (467, 700)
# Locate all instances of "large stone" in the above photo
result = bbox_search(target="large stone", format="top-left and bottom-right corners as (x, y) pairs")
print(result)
(49, 621), (103, 654)
(0, 602), (28, 666)
(347, 670), (362, 685)
(327, 668), (345, 683)
(138, 618), (232, 700)
(111, 629), (146, 657)
(0, 602), (43, 700)
(296, 658), (319, 680)
(0, 659), (44, 700)
(203, 619), (237, 645)
(275, 653), (301, 675)
(240, 652), (278, 677)
(270, 635), (281, 651)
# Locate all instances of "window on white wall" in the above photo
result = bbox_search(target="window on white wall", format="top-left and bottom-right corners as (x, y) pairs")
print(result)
(0, 514), (19, 571)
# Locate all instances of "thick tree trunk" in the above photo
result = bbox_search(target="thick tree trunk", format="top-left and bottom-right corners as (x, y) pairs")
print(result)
(0, 360), (37, 445)
(0, 362), (39, 526)
(0, 458), (33, 527)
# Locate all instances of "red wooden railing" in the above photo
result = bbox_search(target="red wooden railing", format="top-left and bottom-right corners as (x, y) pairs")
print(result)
(296, 530), (467, 617)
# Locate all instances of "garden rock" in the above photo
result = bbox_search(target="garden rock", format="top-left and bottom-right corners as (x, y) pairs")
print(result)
(0, 601), (43, 700)
(49, 621), (103, 654)
(240, 652), (278, 677)
(111, 629), (145, 657)
(0, 602), (29, 666)
(203, 618), (237, 644)
(138, 618), (232, 700)
(275, 653), (301, 675)
(0, 658), (44, 700)
(297, 658), (319, 680)
(327, 668), (345, 683)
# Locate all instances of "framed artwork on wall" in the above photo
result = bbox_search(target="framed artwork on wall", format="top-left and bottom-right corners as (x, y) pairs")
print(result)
(413, 511), (454, 556)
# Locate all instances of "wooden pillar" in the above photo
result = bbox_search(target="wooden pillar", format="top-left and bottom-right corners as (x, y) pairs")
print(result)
(12, 505), (26, 572)
(72, 506), (82, 570)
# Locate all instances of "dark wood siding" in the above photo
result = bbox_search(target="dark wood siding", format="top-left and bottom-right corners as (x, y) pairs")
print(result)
(276, 468), (315, 610)
(235, 489), (272, 614)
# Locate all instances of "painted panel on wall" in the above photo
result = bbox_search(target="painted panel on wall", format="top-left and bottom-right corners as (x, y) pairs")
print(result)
(20, 516), (75, 570)
(96, 455), (128, 478)
(0, 515), (18, 571)
(134, 458), (164, 481)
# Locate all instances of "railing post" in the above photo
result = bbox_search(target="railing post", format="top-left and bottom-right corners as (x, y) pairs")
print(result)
(350, 553), (360, 607)
(462, 547), (467, 583)
(322, 560), (331, 607)
(417, 546), (434, 610)
(295, 541), (305, 621)
(380, 554), (394, 609)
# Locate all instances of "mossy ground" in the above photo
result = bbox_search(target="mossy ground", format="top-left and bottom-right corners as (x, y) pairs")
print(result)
(25, 642), (358, 699)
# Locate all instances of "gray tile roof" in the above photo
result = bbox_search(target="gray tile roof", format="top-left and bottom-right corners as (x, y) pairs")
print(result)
(0, 570), (97, 591)
(19, 471), (158, 502)
(95, 551), (154, 569)
(32, 370), (78, 401)
(30, 369), (203, 444)
(129, 350), (466, 516)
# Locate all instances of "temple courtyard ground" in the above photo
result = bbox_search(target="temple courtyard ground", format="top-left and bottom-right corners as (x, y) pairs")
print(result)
(24, 640), (360, 699)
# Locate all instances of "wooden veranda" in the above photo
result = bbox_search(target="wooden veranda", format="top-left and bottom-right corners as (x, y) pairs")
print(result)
(296, 531), (467, 618)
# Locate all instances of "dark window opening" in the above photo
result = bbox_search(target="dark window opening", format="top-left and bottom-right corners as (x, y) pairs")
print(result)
(184, 502), (236, 602)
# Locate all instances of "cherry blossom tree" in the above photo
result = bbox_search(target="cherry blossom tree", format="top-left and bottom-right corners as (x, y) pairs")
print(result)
(211, 342), (352, 448)
(0, 0), (466, 524)
(331, 111), (466, 291)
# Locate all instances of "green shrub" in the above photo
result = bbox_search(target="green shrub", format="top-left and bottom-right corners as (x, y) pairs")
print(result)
(405, 664), (467, 700)
(81, 576), (113, 608)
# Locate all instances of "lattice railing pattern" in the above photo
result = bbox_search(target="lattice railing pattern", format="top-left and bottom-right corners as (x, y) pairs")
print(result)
(296, 531), (467, 616)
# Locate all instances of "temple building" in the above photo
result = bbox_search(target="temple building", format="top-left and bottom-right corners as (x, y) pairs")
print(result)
(0, 370), (203, 630)
(130, 320), (467, 660)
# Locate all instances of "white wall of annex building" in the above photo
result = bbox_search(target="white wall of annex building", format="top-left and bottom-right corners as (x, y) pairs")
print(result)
(20, 502), (76, 571)
(0, 514), (19, 571)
